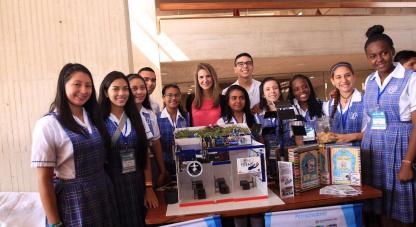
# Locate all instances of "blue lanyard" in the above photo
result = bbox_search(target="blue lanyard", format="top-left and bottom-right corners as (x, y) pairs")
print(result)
(339, 99), (351, 130)
(377, 86), (387, 107)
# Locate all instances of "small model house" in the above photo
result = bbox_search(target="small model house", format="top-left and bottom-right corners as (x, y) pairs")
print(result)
(174, 124), (268, 207)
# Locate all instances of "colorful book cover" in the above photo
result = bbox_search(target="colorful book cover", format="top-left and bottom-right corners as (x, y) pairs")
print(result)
(319, 143), (353, 185)
(330, 146), (361, 186)
(288, 145), (320, 193)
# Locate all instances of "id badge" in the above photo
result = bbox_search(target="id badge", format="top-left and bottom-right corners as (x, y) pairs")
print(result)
(303, 126), (316, 141)
(120, 148), (136, 174)
(371, 111), (387, 130)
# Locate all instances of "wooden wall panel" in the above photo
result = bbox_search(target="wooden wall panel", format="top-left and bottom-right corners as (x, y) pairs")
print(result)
(0, 0), (133, 191)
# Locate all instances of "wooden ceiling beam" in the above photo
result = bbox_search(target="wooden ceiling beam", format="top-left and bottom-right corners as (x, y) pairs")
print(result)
(159, 2), (416, 11)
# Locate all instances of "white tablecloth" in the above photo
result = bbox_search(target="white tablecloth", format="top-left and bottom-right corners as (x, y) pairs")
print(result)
(0, 192), (44, 227)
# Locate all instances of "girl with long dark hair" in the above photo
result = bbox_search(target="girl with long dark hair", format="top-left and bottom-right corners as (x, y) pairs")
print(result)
(98, 71), (152, 226)
(31, 63), (118, 226)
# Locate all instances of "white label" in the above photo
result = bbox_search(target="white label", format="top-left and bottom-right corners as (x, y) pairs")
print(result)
(237, 157), (261, 174)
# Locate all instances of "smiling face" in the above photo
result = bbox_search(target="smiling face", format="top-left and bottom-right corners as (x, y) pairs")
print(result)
(65, 71), (93, 110)
(107, 78), (129, 109)
(291, 78), (310, 103)
(330, 66), (356, 94)
(228, 89), (246, 113)
(366, 40), (395, 76)
(197, 69), (213, 91)
(263, 80), (280, 103)
(163, 87), (181, 110)
(234, 55), (254, 80)
(129, 78), (147, 105)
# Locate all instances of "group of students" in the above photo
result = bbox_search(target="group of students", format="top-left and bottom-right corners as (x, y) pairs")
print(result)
(31, 24), (416, 227)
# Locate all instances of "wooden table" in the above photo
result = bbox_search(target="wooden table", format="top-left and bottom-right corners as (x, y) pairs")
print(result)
(146, 185), (382, 225)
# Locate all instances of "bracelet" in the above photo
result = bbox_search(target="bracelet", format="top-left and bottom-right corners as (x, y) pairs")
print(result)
(145, 181), (153, 187)
(50, 222), (63, 227)
(402, 160), (412, 164)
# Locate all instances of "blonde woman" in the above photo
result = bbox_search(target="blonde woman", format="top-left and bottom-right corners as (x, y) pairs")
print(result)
(186, 63), (224, 126)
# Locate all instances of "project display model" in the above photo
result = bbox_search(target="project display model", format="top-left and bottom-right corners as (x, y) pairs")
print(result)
(174, 124), (268, 207)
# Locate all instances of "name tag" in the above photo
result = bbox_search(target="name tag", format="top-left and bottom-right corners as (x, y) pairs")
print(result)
(120, 148), (136, 174)
(303, 126), (316, 141)
(371, 111), (387, 130)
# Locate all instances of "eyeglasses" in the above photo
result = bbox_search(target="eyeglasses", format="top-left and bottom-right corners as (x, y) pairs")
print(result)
(236, 61), (253, 67)
(164, 93), (181, 99)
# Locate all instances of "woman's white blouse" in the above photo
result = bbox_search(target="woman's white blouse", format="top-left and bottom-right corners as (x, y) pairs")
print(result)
(140, 107), (160, 140)
(31, 109), (92, 179)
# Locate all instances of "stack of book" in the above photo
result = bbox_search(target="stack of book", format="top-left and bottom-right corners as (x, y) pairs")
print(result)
(288, 145), (320, 193)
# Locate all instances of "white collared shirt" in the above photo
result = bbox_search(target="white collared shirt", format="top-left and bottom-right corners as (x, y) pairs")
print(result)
(216, 113), (260, 125)
(222, 79), (261, 108)
(323, 89), (362, 116)
(109, 112), (153, 140)
(140, 107), (160, 140)
(149, 97), (161, 114)
(160, 108), (186, 128)
(364, 63), (416, 121)
(31, 108), (92, 179)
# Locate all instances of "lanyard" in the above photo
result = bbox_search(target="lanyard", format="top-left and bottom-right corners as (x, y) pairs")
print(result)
(377, 86), (387, 107)
(339, 98), (352, 130)
(113, 119), (129, 144)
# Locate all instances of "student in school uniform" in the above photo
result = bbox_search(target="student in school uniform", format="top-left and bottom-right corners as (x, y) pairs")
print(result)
(257, 77), (296, 179)
(361, 25), (416, 227)
(157, 84), (190, 177)
(186, 63), (224, 126)
(31, 63), (118, 227)
(217, 84), (263, 227)
(128, 73), (169, 189)
(98, 71), (154, 227)
(323, 62), (363, 146)
(288, 74), (324, 144)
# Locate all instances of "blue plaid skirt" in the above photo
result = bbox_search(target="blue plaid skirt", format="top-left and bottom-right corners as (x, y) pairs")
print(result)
(54, 170), (118, 227)
(362, 122), (416, 223)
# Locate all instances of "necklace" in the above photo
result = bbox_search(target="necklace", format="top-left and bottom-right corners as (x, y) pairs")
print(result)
(340, 91), (353, 100)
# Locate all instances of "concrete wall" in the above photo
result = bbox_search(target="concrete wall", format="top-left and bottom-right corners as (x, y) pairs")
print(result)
(0, 0), (133, 191)
(159, 15), (416, 62)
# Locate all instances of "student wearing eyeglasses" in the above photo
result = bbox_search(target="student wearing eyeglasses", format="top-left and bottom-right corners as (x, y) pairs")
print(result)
(222, 53), (261, 109)
(157, 84), (190, 177)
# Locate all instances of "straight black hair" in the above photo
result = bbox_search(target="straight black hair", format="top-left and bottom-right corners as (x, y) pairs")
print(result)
(98, 71), (148, 168)
(259, 77), (283, 111)
(49, 63), (110, 148)
(394, 50), (416, 65)
(288, 74), (323, 119)
(138, 67), (155, 74)
(127, 73), (151, 110)
(223, 85), (256, 128)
